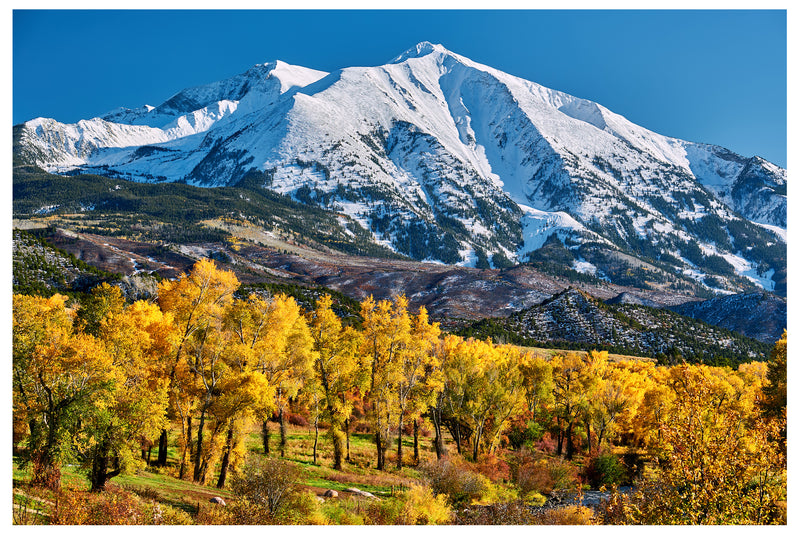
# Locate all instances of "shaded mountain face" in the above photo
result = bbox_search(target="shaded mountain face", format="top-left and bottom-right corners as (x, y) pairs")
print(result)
(14, 42), (786, 296)
(670, 292), (786, 344)
(461, 288), (771, 366)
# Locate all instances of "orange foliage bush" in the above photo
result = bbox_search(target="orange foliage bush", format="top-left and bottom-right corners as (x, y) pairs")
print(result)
(471, 454), (511, 483)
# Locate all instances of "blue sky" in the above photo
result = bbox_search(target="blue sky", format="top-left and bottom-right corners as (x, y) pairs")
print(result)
(12, 9), (787, 167)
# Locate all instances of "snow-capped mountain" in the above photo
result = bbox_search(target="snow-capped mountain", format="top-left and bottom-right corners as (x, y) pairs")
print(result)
(14, 42), (786, 296)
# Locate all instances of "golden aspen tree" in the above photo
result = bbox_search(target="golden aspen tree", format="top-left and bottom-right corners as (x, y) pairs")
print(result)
(484, 343), (527, 457)
(181, 302), (233, 483)
(396, 306), (443, 468)
(463, 340), (525, 460)
(180, 296), (274, 484)
(607, 359), (653, 448)
(225, 293), (278, 454)
(550, 351), (594, 459)
(13, 293), (114, 490)
(360, 295), (410, 470)
(519, 353), (554, 426)
(250, 293), (314, 458)
(211, 367), (271, 487)
(629, 364), (675, 450)
(307, 294), (365, 470)
(438, 334), (478, 456)
(157, 259), (239, 471)
(630, 364), (786, 524)
(81, 294), (173, 491)
(215, 293), (278, 485)
(427, 334), (460, 459)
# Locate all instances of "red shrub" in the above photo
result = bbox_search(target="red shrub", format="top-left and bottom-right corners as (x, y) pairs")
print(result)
(286, 413), (308, 427)
(471, 454), (511, 483)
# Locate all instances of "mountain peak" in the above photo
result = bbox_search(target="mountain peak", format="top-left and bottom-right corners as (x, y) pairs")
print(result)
(391, 41), (449, 63)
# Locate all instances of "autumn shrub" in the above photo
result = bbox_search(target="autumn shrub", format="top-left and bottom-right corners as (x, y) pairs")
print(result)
(194, 500), (234, 525)
(229, 455), (302, 520)
(534, 432), (557, 454)
(516, 459), (550, 496)
(537, 505), (597, 524)
(453, 499), (540, 525)
(472, 453), (511, 483)
(582, 452), (626, 489)
(151, 502), (193, 525)
(50, 488), (155, 525)
(401, 484), (452, 524)
(357, 485), (451, 525)
(419, 456), (489, 507)
(286, 413), (308, 427)
(214, 499), (272, 525)
(276, 489), (327, 524)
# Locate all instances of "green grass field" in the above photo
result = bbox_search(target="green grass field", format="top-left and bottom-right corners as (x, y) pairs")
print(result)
(12, 419), (448, 525)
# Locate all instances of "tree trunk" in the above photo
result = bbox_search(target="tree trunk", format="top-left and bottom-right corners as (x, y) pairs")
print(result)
(331, 426), (344, 470)
(217, 426), (234, 489)
(397, 410), (404, 469)
(32, 414), (63, 491)
(157, 429), (168, 466)
(375, 431), (384, 471)
(179, 415), (192, 479)
(262, 419), (271, 455)
(556, 418), (564, 457)
(431, 407), (446, 459)
(413, 419), (420, 465)
(90, 434), (122, 492)
(585, 418), (593, 454)
(345, 418), (351, 463)
(193, 410), (206, 482)
(279, 407), (287, 458)
(565, 421), (575, 460)
(312, 416), (319, 465)
(472, 422), (484, 462)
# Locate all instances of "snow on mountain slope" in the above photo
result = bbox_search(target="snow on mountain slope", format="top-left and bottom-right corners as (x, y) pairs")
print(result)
(14, 42), (786, 295)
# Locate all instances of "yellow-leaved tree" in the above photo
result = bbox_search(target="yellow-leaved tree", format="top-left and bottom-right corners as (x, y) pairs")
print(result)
(79, 286), (173, 491)
(307, 294), (365, 470)
(395, 306), (443, 468)
(157, 259), (240, 479)
(361, 295), (411, 470)
(13, 293), (114, 490)
(614, 363), (786, 524)
(250, 292), (314, 458)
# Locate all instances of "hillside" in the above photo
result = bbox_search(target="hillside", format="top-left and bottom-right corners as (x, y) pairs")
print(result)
(670, 291), (786, 344)
(459, 288), (770, 366)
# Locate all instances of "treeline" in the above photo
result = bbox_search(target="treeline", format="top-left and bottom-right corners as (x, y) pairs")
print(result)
(13, 259), (787, 523)
(12, 167), (403, 259)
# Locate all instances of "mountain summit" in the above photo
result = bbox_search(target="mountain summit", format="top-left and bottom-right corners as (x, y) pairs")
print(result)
(14, 42), (786, 296)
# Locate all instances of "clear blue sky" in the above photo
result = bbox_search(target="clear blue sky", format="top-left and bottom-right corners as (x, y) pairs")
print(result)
(12, 9), (787, 167)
